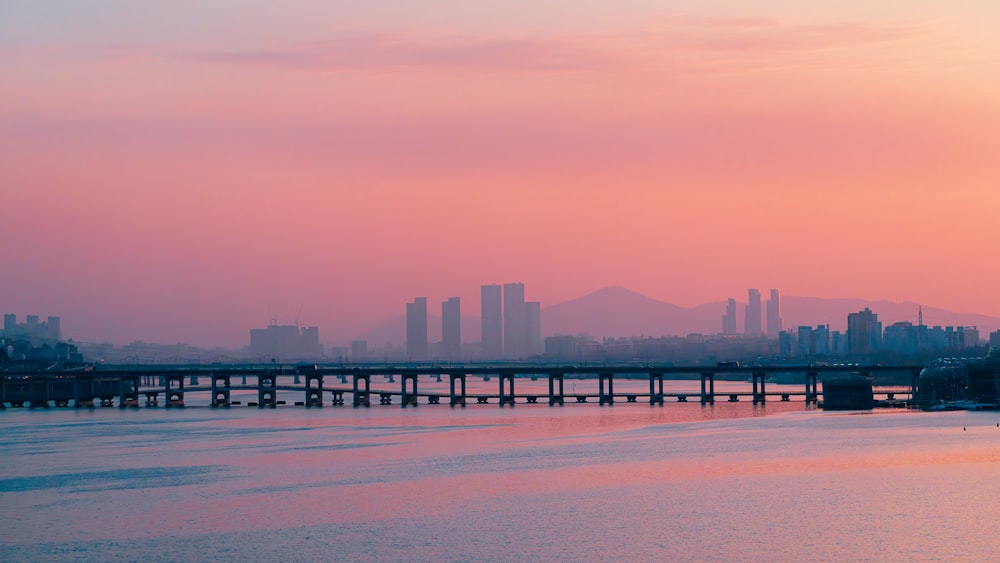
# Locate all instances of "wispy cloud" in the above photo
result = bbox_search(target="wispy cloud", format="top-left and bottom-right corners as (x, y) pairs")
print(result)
(173, 16), (929, 76)
(190, 33), (616, 73)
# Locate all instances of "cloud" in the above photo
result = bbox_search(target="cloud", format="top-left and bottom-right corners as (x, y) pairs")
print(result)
(176, 16), (928, 76)
(190, 33), (616, 73)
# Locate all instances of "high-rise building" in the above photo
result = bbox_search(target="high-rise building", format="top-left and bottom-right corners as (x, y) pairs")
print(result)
(525, 301), (542, 356)
(46, 316), (61, 341)
(406, 297), (428, 361)
(3, 314), (15, 335)
(504, 282), (526, 358)
(990, 330), (1000, 348)
(442, 297), (461, 359)
(745, 289), (762, 337)
(766, 289), (782, 338)
(351, 340), (368, 361)
(722, 298), (737, 335)
(797, 326), (814, 357)
(778, 330), (793, 356)
(481, 284), (503, 359)
(847, 308), (882, 355)
(249, 322), (323, 359)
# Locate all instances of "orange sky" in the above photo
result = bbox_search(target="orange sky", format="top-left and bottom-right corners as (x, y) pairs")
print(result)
(2, 2), (998, 346)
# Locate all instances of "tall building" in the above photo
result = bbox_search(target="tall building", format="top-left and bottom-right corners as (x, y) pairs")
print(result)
(525, 301), (542, 356)
(481, 284), (503, 359)
(796, 326), (814, 357)
(249, 322), (323, 359)
(406, 297), (428, 361)
(351, 340), (368, 361)
(745, 289), (762, 337)
(847, 308), (882, 355)
(504, 282), (526, 358)
(766, 289), (782, 338)
(46, 316), (61, 341)
(722, 298), (737, 335)
(3, 314), (15, 334)
(442, 297), (461, 359)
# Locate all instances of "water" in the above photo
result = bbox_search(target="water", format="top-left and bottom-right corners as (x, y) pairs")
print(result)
(2, 395), (999, 562)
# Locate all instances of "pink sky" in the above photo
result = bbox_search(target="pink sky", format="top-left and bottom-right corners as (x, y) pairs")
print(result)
(2, 2), (999, 347)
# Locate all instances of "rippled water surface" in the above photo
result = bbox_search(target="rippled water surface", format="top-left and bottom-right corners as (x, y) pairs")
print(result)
(2, 390), (999, 562)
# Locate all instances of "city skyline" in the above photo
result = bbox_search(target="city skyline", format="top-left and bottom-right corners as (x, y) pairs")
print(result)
(3, 2), (999, 347)
(7, 285), (1000, 350)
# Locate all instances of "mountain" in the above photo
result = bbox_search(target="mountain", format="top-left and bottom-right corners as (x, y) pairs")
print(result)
(781, 297), (1000, 333)
(542, 288), (1000, 339)
(541, 286), (716, 337)
(346, 287), (1000, 345)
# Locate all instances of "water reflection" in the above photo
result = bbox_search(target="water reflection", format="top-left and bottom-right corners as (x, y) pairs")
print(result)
(1, 403), (998, 561)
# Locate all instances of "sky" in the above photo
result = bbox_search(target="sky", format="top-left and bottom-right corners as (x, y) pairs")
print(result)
(2, 1), (999, 347)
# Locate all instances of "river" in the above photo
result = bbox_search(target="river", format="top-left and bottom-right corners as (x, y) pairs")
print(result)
(1, 385), (998, 561)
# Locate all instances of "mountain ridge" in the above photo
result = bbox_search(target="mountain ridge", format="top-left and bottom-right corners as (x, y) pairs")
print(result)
(350, 286), (1000, 345)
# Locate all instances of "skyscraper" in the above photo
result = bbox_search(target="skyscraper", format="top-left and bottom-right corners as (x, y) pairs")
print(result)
(406, 297), (428, 361)
(847, 308), (882, 355)
(481, 284), (502, 359)
(745, 289), (762, 337)
(442, 297), (461, 359)
(503, 282), (526, 358)
(524, 301), (542, 356)
(766, 289), (782, 338)
(722, 298), (737, 335)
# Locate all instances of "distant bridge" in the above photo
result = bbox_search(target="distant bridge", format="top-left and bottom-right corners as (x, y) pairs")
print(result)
(0, 363), (920, 409)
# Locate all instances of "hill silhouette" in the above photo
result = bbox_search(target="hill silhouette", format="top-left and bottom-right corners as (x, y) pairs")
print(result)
(351, 286), (1000, 345)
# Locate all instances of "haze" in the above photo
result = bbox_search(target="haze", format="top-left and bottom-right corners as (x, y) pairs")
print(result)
(2, 1), (999, 347)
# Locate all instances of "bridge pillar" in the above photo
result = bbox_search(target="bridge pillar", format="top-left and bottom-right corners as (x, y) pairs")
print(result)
(752, 372), (766, 403)
(805, 372), (818, 404)
(119, 374), (140, 408)
(353, 374), (371, 407)
(190, 375), (199, 386)
(649, 372), (664, 405)
(548, 373), (564, 406)
(165, 374), (185, 407)
(449, 374), (466, 406)
(401, 374), (418, 407)
(0, 377), (5, 409)
(911, 369), (920, 398)
(212, 374), (232, 407)
(29, 376), (50, 408)
(499, 374), (515, 406)
(599, 373), (614, 405)
(74, 376), (95, 408)
(306, 374), (323, 407)
(258, 373), (277, 408)
(700, 373), (715, 404)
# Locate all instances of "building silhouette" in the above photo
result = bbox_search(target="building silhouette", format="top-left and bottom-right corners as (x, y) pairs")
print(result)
(745, 289), (762, 337)
(847, 308), (882, 355)
(406, 297), (428, 361)
(722, 298), (737, 335)
(766, 289), (782, 338)
(481, 284), (503, 359)
(525, 301), (542, 356)
(442, 297), (461, 359)
(351, 340), (368, 361)
(249, 322), (322, 359)
(1, 313), (62, 343)
(503, 282), (526, 358)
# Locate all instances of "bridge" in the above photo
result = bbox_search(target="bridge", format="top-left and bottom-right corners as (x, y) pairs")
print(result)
(0, 363), (921, 409)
